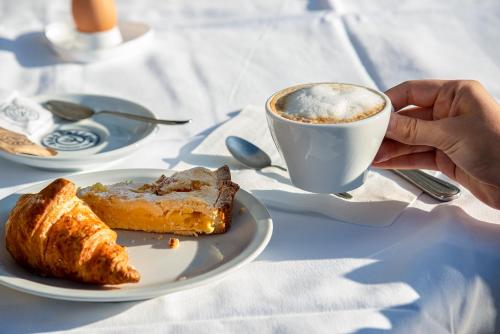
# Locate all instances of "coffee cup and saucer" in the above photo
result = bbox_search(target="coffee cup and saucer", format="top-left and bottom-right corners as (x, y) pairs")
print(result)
(266, 82), (392, 194)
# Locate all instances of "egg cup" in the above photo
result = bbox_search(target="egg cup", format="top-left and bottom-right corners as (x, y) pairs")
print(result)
(74, 26), (123, 50)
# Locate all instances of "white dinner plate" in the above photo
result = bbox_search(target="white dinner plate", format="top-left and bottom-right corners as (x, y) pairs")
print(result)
(0, 94), (157, 171)
(0, 169), (273, 302)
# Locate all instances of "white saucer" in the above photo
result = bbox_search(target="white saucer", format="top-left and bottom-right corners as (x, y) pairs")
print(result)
(0, 94), (157, 170)
(45, 21), (154, 63)
(0, 169), (273, 302)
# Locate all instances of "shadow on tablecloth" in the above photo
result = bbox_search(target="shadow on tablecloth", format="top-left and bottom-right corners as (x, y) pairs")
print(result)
(345, 205), (500, 333)
(0, 32), (64, 68)
(162, 109), (243, 169)
(0, 283), (139, 333)
(0, 157), (63, 190)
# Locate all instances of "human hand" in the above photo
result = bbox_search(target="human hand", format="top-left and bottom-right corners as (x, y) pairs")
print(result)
(372, 80), (500, 209)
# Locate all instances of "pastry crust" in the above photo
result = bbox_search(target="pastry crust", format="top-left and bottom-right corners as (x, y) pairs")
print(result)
(5, 178), (140, 285)
(78, 166), (239, 236)
(213, 166), (240, 233)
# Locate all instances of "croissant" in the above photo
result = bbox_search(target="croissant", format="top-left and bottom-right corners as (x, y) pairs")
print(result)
(5, 178), (140, 285)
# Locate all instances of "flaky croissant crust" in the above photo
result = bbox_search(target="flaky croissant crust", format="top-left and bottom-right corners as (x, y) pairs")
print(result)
(5, 178), (140, 285)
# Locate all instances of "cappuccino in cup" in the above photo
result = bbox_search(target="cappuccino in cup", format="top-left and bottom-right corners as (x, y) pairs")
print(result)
(266, 82), (391, 193)
(271, 83), (386, 124)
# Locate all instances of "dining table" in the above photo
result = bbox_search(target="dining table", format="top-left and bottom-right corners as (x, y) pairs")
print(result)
(1, 0), (500, 333)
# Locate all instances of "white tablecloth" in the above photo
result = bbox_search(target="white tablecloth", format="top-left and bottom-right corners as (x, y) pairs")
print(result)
(1, 1), (499, 333)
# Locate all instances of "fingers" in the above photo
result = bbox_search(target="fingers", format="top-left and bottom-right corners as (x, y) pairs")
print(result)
(386, 112), (446, 147)
(373, 139), (433, 163)
(397, 106), (434, 121)
(372, 151), (438, 170)
(386, 80), (446, 111)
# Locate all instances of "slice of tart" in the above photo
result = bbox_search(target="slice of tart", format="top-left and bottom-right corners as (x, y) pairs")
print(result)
(77, 166), (239, 236)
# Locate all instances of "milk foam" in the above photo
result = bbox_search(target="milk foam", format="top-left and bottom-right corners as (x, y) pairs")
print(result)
(282, 84), (385, 121)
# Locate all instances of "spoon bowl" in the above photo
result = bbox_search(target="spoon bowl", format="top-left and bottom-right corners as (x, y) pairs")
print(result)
(226, 136), (272, 169)
(43, 101), (93, 121)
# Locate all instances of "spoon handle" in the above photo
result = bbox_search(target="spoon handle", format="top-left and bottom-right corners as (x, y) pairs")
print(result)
(335, 192), (353, 200)
(99, 110), (191, 125)
(269, 164), (287, 172)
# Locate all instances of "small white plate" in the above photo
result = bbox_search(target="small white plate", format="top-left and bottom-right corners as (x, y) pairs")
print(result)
(0, 94), (157, 170)
(0, 169), (273, 302)
(45, 21), (153, 63)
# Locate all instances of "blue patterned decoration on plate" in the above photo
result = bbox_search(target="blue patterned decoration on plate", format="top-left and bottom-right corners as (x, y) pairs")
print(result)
(42, 129), (100, 151)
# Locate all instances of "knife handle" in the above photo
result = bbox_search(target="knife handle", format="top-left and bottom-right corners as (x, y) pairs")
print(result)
(391, 169), (461, 202)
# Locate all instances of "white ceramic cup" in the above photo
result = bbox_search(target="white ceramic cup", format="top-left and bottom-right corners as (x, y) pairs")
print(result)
(265, 82), (392, 193)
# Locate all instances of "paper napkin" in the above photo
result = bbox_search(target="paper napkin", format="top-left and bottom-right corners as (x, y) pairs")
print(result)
(0, 91), (54, 138)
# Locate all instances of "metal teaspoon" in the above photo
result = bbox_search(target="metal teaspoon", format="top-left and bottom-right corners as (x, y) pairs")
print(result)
(43, 100), (191, 125)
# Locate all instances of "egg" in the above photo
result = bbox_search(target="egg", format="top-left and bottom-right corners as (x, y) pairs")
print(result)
(72, 0), (118, 33)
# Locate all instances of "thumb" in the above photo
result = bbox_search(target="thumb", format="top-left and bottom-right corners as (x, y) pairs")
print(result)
(386, 112), (444, 147)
